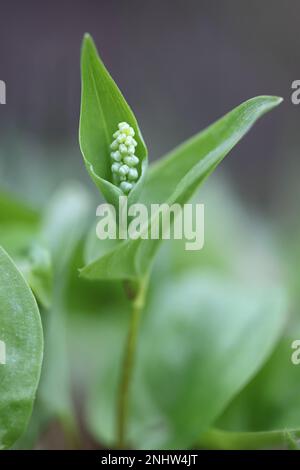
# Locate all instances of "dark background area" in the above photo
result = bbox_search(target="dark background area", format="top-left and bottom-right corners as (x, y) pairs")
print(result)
(0, 0), (298, 213)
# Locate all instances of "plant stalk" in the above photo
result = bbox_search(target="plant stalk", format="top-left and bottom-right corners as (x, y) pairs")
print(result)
(117, 276), (148, 448)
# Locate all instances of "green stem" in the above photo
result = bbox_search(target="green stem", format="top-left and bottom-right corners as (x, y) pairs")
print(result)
(117, 276), (148, 449)
(198, 428), (300, 450)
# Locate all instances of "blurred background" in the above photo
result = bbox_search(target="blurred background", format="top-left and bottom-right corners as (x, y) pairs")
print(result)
(0, 0), (299, 218)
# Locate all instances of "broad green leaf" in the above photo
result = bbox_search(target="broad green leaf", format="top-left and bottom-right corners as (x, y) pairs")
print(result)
(81, 96), (282, 281)
(217, 337), (300, 433)
(79, 34), (147, 208)
(37, 184), (92, 437)
(134, 274), (287, 449)
(86, 272), (287, 449)
(0, 247), (43, 449)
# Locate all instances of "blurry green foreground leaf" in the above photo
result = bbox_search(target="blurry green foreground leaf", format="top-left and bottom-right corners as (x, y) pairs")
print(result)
(18, 183), (92, 448)
(198, 427), (300, 450)
(81, 96), (282, 281)
(86, 272), (287, 449)
(0, 247), (43, 449)
(38, 184), (91, 430)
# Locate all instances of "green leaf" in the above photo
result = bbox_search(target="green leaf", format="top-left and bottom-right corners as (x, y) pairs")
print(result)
(0, 247), (43, 449)
(0, 191), (40, 257)
(0, 191), (39, 225)
(70, 306), (130, 445)
(36, 184), (92, 439)
(79, 34), (147, 208)
(17, 184), (92, 449)
(86, 272), (287, 449)
(217, 337), (300, 433)
(0, 223), (38, 258)
(81, 95), (282, 281)
(17, 245), (53, 310)
(198, 427), (300, 450)
(65, 242), (127, 316)
(140, 96), (282, 206)
(39, 183), (92, 272)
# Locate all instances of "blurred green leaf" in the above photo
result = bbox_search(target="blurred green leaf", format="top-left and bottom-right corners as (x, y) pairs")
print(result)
(81, 96), (282, 281)
(0, 223), (38, 257)
(79, 34), (147, 209)
(86, 272), (286, 449)
(0, 191), (40, 257)
(39, 183), (92, 272)
(69, 306), (130, 445)
(0, 247), (43, 449)
(198, 427), (300, 450)
(65, 241), (127, 316)
(17, 245), (53, 310)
